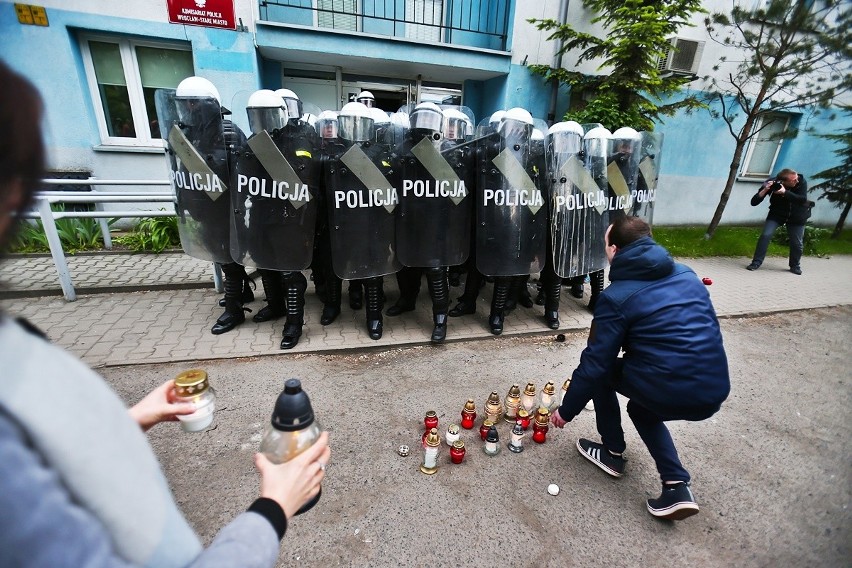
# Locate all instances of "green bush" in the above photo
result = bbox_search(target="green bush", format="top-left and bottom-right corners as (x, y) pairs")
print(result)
(114, 214), (181, 253)
(5, 205), (115, 254)
(771, 224), (832, 256)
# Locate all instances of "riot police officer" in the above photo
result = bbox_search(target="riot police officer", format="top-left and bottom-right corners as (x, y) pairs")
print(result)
(324, 102), (400, 340)
(356, 90), (375, 108)
(156, 76), (251, 335)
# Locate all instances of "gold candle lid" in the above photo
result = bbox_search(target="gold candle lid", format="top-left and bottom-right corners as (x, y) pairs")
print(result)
(482, 419), (495, 428)
(425, 428), (441, 447)
(425, 410), (437, 419)
(561, 378), (571, 392)
(452, 440), (465, 450)
(507, 384), (521, 398)
(524, 382), (536, 396)
(463, 399), (476, 412)
(517, 409), (530, 419)
(447, 424), (460, 435)
(543, 381), (556, 396)
(534, 407), (550, 425)
(174, 369), (209, 398)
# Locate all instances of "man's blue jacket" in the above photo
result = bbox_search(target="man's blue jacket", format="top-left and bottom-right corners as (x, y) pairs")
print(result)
(558, 237), (730, 422)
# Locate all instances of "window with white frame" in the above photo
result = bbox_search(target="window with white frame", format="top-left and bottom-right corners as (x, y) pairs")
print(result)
(80, 35), (194, 147)
(741, 113), (791, 178)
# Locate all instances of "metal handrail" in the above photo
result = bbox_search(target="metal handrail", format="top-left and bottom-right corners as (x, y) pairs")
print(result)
(22, 178), (220, 302)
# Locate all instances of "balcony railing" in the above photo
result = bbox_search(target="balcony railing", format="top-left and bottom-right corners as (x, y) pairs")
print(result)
(258, 0), (510, 51)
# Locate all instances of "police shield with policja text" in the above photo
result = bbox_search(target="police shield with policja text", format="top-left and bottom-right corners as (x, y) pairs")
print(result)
(635, 131), (663, 224)
(156, 80), (232, 264)
(607, 127), (642, 219)
(395, 103), (473, 268)
(230, 89), (319, 270)
(547, 121), (609, 279)
(325, 102), (400, 280)
(475, 107), (547, 276)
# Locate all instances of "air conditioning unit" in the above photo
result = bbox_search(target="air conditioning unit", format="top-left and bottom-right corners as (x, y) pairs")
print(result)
(658, 38), (704, 76)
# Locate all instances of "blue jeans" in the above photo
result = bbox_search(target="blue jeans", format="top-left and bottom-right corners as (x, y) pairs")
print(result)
(751, 219), (804, 269)
(592, 360), (690, 483)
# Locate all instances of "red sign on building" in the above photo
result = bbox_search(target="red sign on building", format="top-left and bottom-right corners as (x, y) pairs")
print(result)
(167, 0), (236, 30)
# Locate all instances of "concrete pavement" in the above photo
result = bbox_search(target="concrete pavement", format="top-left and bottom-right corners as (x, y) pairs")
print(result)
(1, 251), (850, 368)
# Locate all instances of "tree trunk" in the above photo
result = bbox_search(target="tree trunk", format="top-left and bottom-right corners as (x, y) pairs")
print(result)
(831, 199), (851, 238)
(705, 138), (748, 239)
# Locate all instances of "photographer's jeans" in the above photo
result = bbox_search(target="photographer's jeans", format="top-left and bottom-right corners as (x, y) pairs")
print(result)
(751, 219), (804, 270)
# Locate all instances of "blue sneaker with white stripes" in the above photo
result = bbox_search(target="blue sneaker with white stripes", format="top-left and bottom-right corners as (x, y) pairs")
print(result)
(647, 482), (700, 520)
(576, 438), (626, 478)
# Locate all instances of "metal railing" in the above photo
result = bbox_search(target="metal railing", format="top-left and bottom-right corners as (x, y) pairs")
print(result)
(259, 0), (510, 51)
(21, 179), (221, 302)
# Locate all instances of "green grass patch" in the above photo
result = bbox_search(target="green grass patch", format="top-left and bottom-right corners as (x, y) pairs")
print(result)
(653, 225), (852, 258)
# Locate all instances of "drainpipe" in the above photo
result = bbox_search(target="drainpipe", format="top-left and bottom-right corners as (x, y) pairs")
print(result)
(547, 0), (570, 126)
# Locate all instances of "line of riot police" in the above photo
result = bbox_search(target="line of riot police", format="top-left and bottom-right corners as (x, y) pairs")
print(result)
(155, 77), (663, 348)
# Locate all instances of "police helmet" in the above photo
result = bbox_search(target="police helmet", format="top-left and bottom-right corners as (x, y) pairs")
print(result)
(246, 89), (288, 135)
(338, 102), (374, 142)
(356, 90), (375, 107)
(274, 88), (303, 122)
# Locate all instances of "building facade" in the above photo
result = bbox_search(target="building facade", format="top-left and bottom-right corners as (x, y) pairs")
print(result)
(1, 0), (847, 226)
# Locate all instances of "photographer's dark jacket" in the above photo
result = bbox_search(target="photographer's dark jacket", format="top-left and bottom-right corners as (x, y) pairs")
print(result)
(558, 237), (730, 422)
(751, 174), (810, 225)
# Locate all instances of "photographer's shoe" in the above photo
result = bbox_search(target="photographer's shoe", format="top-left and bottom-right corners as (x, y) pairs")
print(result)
(790, 266), (802, 275)
(576, 438), (625, 478)
(647, 482), (700, 521)
(746, 263), (760, 271)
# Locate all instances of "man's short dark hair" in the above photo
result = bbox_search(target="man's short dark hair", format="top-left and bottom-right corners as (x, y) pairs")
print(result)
(609, 215), (651, 249)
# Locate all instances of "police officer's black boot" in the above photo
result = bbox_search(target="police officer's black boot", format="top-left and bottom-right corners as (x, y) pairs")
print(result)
(544, 278), (561, 330)
(320, 277), (342, 325)
(489, 277), (509, 335)
(449, 268), (480, 317)
(280, 272), (307, 349)
(349, 281), (363, 310)
(218, 265), (254, 306)
(568, 276), (585, 299)
(517, 275), (534, 308)
(386, 267), (420, 316)
(211, 263), (248, 335)
(253, 269), (286, 323)
(426, 268), (449, 343)
(365, 278), (383, 340)
(588, 270), (605, 312)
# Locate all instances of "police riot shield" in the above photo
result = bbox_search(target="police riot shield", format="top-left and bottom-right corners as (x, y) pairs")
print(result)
(607, 127), (642, 219)
(325, 139), (401, 280)
(230, 124), (320, 271)
(394, 105), (475, 268)
(475, 109), (548, 276)
(155, 89), (232, 264)
(636, 131), (663, 224)
(546, 121), (609, 279)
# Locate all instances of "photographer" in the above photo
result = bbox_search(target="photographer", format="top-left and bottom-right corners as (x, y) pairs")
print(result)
(746, 168), (810, 275)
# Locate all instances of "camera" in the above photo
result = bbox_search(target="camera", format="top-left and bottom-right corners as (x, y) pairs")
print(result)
(769, 180), (783, 192)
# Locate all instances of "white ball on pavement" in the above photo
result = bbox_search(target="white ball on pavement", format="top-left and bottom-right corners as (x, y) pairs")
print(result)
(547, 483), (560, 496)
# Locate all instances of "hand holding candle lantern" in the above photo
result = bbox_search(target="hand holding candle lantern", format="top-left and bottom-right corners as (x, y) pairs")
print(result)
(174, 369), (217, 432)
(259, 379), (324, 514)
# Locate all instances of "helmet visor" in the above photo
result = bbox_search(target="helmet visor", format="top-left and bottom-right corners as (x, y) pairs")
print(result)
(339, 115), (374, 142)
(247, 107), (288, 134)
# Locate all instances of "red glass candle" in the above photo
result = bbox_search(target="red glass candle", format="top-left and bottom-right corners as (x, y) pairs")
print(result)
(461, 399), (477, 430)
(517, 409), (531, 431)
(532, 426), (547, 444)
(450, 440), (466, 464)
(479, 419), (494, 441)
(424, 410), (438, 432)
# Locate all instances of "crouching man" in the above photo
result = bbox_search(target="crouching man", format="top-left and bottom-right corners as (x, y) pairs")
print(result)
(552, 215), (730, 520)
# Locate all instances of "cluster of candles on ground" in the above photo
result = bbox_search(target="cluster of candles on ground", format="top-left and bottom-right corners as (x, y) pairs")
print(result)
(417, 379), (570, 475)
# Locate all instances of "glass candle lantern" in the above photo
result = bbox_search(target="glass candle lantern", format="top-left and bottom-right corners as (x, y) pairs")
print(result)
(445, 424), (461, 446)
(174, 369), (217, 432)
(532, 408), (550, 444)
(480, 419), (495, 441)
(461, 399), (477, 430)
(560, 378), (571, 405)
(484, 391), (503, 424)
(521, 382), (537, 415)
(503, 384), (521, 423)
(259, 378), (323, 514)
(424, 410), (439, 432)
(450, 440), (466, 464)
(540, 381), (558, 413)
(517, 409), (531, 431)
(420, 428), (441, 474)
(483, 425), (500, 456)
(508, 421), (525, 453)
